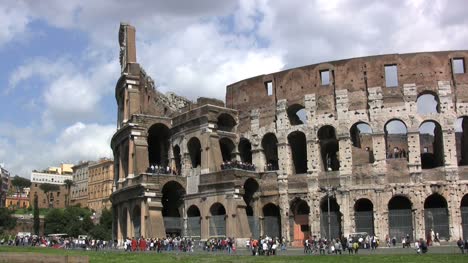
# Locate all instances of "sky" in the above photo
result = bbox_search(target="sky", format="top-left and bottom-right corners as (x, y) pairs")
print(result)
(0, 0), (468, 178)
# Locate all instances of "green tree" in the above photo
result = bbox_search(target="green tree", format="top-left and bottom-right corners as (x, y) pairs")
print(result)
(39, 183), (60, 208)
(33, 193), (40, 235)
(0, 208), (17, 234)
(43, 206), (94, 237)
(11, 176), (31, 209)
(89, 208), (112, 240)
(63, 179), (74, 207)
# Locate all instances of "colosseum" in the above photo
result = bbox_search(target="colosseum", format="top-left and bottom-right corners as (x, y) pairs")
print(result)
(110, 23), (468, 246)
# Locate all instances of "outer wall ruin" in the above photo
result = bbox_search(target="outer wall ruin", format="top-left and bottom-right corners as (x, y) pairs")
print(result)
(110, 23), (468, 246)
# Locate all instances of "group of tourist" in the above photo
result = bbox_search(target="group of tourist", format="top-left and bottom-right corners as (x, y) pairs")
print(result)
(387, 147), (408, 159)
(301, 235), (378, 255)
(264, 162), (279, 171)
(203, 237), (236, 253)
(220, 161), (256, 171)
(247, 236), (285, 256)
(146, 165), (180, 175)
(123, 236), (196, 252)
(0, 234), (116, 250)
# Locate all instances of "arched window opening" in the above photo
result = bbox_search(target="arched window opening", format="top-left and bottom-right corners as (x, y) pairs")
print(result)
(388, 196), (413, 241)
(318, 125), (340, 171)
(263, 204), (281, 238)
(384, 119), (408, 160)
(187, 137), (202, 168)
(244, 178), (260, 238)
(455, 117), (468, 166)
(162, 181), (185, 236)
(217, 113), (236, 132)
(419, 121), (444, 169)
(173, 145), (182, 175)
(424, 194), (449, 240)
(291, 198), (310, 242)
(417, 93), (440, 114)
(320, 197), (342, 239)
(239, 138), (252, 164)
(148, 124), (171, 168)
(354, 199), (374, 235)
(187, 205), (201, 238)
(210, 203), (226, 237)
(262, 133), (279, 171)
(350, 122), (374, 164)
(219, 138), (235, 162)
(461, 194), (468, 240)
(132, 206), (141, 238)
(288, 131), (308, 174)
(287, 104), (307, 125)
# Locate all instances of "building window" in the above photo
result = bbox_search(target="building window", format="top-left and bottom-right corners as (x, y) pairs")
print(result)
(385, 64), (398, 87)
(320, 70), (330, 85)
(453, 58), (465, 74)
(265, 81), (273, 96)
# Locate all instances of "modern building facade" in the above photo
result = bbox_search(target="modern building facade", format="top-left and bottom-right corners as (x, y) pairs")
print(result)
(71, 161), (90, 208)
(88, 158), (114, 215)
(110, 23), (468, 245)
(30, 170), (72, 209)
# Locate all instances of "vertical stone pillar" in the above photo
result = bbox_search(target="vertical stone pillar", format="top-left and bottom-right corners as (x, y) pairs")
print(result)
(133, 134), (148, 176)
(371, 132), (387, 175)
(413, 208), (424, 240)
(277, 139), (292, 177)
(252, 147), (265, 172)
(374, 190), (387, 240)
(278, 177), (290, 242)
(339, 192), (351, 237)
(119, 145), (125, 181)
(307, 134), (321, 173)
(335, 90), (349, 120)
(448, 186), (462, 240)
(140, 199), (146, 238)
(116, 206), (122, 243)
(128, 137), (135, 177)
(407, 130), (422, 175)
(338, 135), (352, 175)
(203, 215), (210, 240)
(443, 128), (458, 169)
(127, 207), (133, 238)
(304, 94), (316, 123)
(147, 200), (165, 238)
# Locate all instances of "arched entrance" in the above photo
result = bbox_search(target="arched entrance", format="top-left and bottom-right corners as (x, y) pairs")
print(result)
(287, 104), (307, 125)
(424, 194), (449, 240)
(219, 137), (235, 162)
(350, 122), (374, 163)
(320, 196), (342, 239)
(291, 198), (310, 244)
(187, 137), (202, 168)
(148, 123), (170, 167)
(461, 194), (468, 240)
(455, 116), (468, 166)
(354, 198), (374, 235)
(388, 196), (413, 241)
(217, 113), (236, 132)
(132, 206), (141, 238)
(209, 203), (226, 237)
(419, 121), (444, 169)
(187, 205), (201, 239)
(244, 178), (260, 238)
(288, 131), (308, 174)
(162, 181), (185, 236)
(318, 125), (340, 171)
(385, 119), (408, 159)
(239, 138), (252, 163)
(263, 203), (281, 238)
(262, 133), (279, 170)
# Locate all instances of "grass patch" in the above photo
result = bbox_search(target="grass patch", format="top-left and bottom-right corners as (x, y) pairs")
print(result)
(0, 246), (466, 263)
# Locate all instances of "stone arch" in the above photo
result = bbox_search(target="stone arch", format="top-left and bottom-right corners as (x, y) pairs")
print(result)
(461, 194), (468, 240)
(209, 202), (226, 237)
(162, 181), (186, 236)
(417, 91), (440, 114)
(318, 125), (340, 171)
(288, 131), (308, 174)
(187, 137), (202, 168)
(187, 205), (201, 238)
(219, 137), (236, 162)
(262, 133), (279, 170)
(244, 178), (260, 237)
(238, 138), (252, 163)
(455, 116), (468, 166)
(320, 196), (342, 239)
(172, 145), (182, 175)
(217, 113), (236, 132)
(354, 198), (374, 235)
(388, 195), (413, 240)
(290, 198), (310, 243)
(263, 203), (281, 238)
(132, 205), (141, 238)
(350, 122), (374, 164)
(419, 120), (444, 169)
(424, 193), (449, 240)
(384, 119), (408, 159)
(148, 123), (171, 167)
(287, 104), (307, 125)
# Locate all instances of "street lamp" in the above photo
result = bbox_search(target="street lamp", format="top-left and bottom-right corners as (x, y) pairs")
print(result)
(320, 154), (336, 241)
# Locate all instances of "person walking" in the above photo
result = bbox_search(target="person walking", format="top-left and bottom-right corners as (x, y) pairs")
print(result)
(457, 238), (464, 254)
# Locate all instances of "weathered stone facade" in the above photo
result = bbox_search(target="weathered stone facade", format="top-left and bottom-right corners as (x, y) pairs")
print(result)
(110, 23), (468, 246)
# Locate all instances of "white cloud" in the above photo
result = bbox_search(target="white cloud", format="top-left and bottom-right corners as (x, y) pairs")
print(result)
(0, 2), (30, 46)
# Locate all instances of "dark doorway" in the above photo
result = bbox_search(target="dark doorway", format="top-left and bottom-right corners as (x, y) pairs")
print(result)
(239, 138), (253, 163)
(388, 196), (413, 241)
(263, 203), (281, 238)
(210, 203), (226, 237)
(318, 125), (340, 171)
(162, 181), (185, 236)
(187, 137), (202, 168)
(320, 197), (342, 239)
(288, 131), (308, 174)
(419, 121), (444, 169)
(148, 124), (171, 167)
(262, 133), (279, 170)
(424, 194), (449, 240)
(354, 198), (374, 235)
(187, 205), (201, 238)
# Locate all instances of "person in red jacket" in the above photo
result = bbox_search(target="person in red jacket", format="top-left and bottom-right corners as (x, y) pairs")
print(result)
(131, 237), (137, 251)
(139, 237), (147, 251)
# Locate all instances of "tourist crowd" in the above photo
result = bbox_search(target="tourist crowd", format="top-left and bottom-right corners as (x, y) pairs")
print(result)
(221, 161), (256, 171)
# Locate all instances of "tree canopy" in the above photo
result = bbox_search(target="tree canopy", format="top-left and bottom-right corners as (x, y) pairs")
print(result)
(0, 208), (17, 234)
(39, 183), (60, 193)
(11, 176), (31, 191)
(44, 206), (94, 237)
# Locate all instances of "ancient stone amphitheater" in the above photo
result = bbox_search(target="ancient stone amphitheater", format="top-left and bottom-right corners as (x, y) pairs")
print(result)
(110, 24), (468, 246)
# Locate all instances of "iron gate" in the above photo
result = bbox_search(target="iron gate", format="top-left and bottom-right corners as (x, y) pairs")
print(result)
(388, 209), (413, 241)
(424, 208), (449, 240)
(264, 216), (281, 238)
(462, 207), (468, 240)
(355, 211), (374, 235)
(186, 217), (201, 238)
(209, 215), (226, 237)
(248, 216), (260, 238)
(320, 212), (341, 239)
(164, 217), (182, 235)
